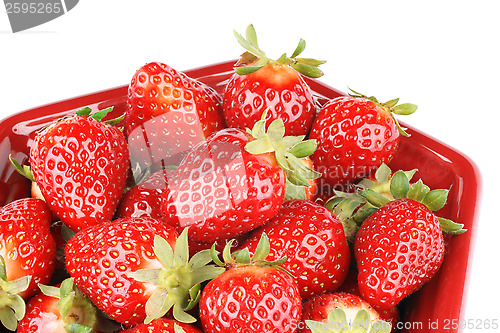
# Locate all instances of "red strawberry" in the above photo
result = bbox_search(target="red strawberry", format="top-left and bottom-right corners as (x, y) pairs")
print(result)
(324, 163), (419, 243)
(160, 111), (320, 243)
(0, 198), (55, 298)
(354, 171), (466, 310)
(223, 24), (324, 136)
(337, 267), (400, 332)
(17, 278), (116, 333)
(65, 218), (224, 326)
(298, 292), (391, 333)
(29, 107), (130, 232)
(309, 90), (417, 186)
(115, 168), (173, 220)
(0, 198), (56, 330)
(240, 199), (350, 299)
(126, 61), (226, 175)
(199, 234), (302, 333)
(120, 318), (203, 333)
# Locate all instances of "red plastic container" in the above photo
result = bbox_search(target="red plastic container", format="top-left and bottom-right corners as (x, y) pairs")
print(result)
(0, 60), (481, 332)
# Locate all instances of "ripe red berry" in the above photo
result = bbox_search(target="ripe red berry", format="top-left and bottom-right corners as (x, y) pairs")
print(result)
(241, 199), (350, 299)
(29, 107), (130, 232)
(223, 24), (324, 136)
(310, 92), (417, 187)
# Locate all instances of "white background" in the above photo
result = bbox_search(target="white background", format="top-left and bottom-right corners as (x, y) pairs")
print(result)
(1, 0), (498, 327)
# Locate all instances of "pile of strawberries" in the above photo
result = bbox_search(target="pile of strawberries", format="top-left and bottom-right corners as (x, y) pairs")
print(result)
(2, 25), (466, 333)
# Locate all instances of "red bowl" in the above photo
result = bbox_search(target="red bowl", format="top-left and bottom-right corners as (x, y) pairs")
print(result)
(0, 60), (481, 333)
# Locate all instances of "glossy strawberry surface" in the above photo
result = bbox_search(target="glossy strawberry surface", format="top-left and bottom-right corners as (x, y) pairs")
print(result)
(240, 199), (350, 299)
(115, 168), (173, 220)
(354, 198), (445, 311)
(126, 62), (226, 171)
(18, 289), (68, 333)
(65, 217), (178, 326)
(337, 267), (400, 332)
(160, 128), (286, 243)
(29, 115), (130, 232)
(310, 96), (399, 187)
(199, 265), (302, 333)
(0, 198), (56, 299)
(223, 63), (316, 136)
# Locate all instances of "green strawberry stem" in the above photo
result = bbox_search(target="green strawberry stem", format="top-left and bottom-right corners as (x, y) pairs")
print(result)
(174, 324), (188, 333)
(40, 277), (121, 333)
(245, 108), (321, 200)
(211, 233), (292, 277)
(9, 154), (35, 182)
(38, 278), (102, 333)
(127, 228), (225, 324)
(325, 164), (466, 241)
(233, 24), (325, 78)
(0, 256), (30, 331)
(305, 308), (391, 333)
(348, 88), (417, 137)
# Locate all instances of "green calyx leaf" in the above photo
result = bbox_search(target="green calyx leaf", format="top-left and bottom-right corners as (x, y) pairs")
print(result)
(421, 189), (448, 211)
(393, 103), (418, 115)
(305, 308), (391, 333)
(88, 107), (113, 121)
(244, 109), (320, 199)
(9, 154), (35, 182)
(129, 228), (224, 324)
(438, 217), (467, 235)
(174, 323), (188, 333)
(38, 278), (99, 332)
(290, 63), (324, 78)
(361, 189), (391, 208)
(75, 106), (93, 117)
(74, 106), (123, 126)
(291, 39), (306, 58)
(233, 24), (325, 77)
(389, 170), (410, 199)
(212, 232), (290, 276)
(0, 256), (31, 331)
(235, 65), (264, 75)
(65, 323), (93, 333)
(407, 179), (430, 202)
(234, 24), (266, 59)
(348, 88), (417, 137)
(323, 162), (465, 238)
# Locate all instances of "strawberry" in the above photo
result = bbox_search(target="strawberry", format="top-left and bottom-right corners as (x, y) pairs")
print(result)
(115, 168), (173, 220)
(353, 170), (466, 310)
(336, 267), (400, 332)
(309, 90), (417, 187)
(126, 61), (226, 175)
(285, 156), (318, 201)
(298, 292), (391, 333)
(324, 163), (419, 243)
(199, 233), (302, 333)
(0, 198), (56, 331)
(28, 107), (130, 232)
(160, 110), (320, 243)
(120, 318), (203, 333)
(223, 24), (324, 136)
(17, 278), (117, 333)
(65, 218), (224, 326)
(240, 199), (350, 299)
